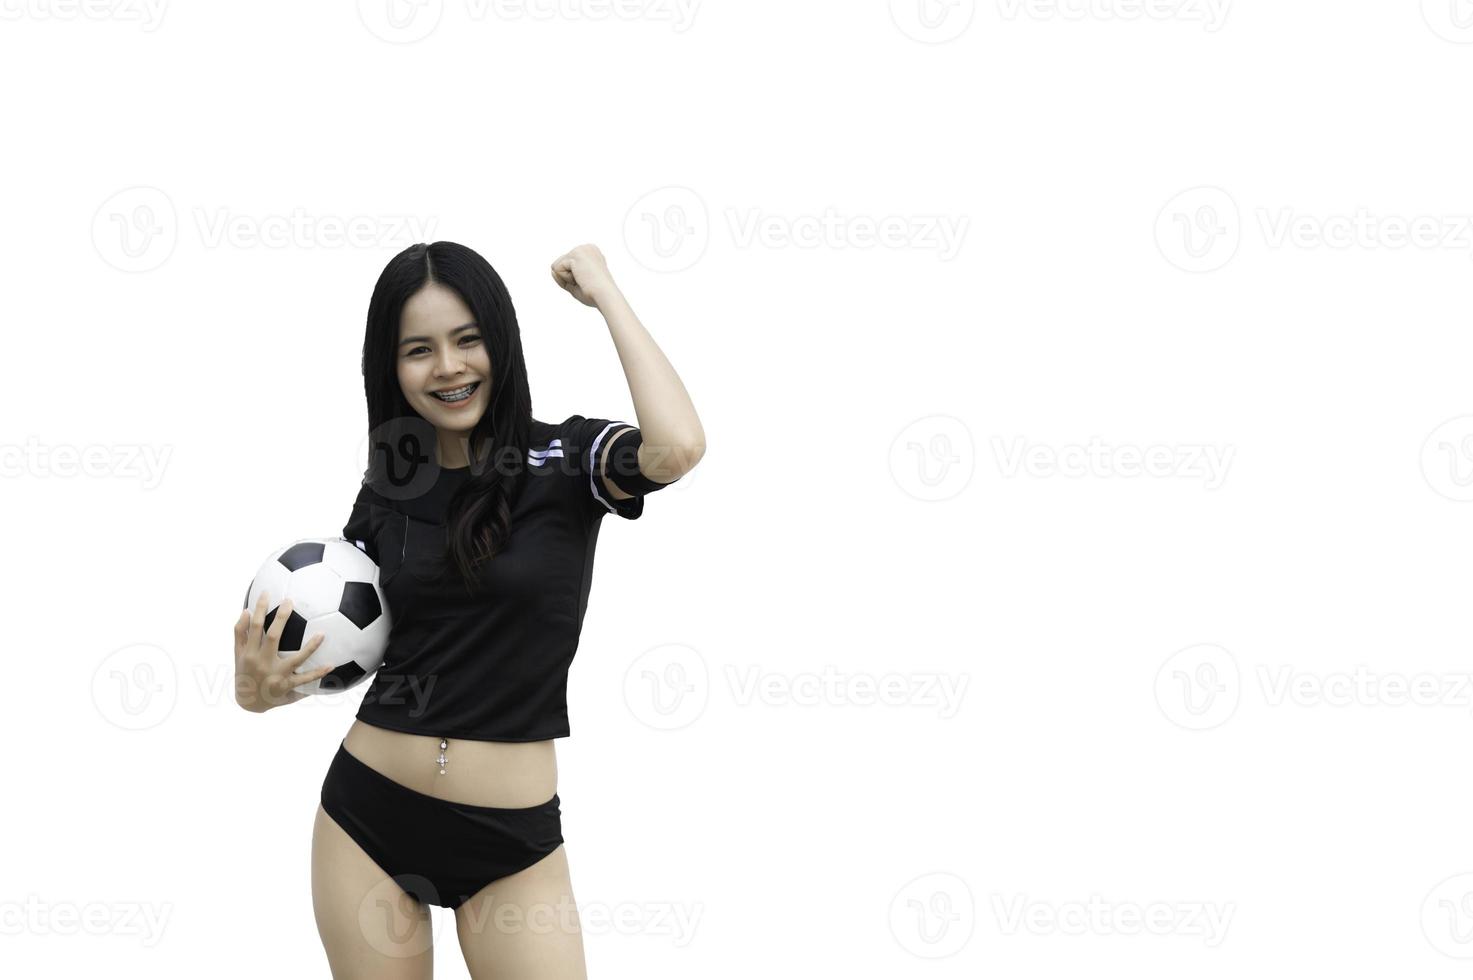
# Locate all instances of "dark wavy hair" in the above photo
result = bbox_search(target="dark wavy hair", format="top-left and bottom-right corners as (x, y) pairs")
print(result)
(357, 241), (533, 591)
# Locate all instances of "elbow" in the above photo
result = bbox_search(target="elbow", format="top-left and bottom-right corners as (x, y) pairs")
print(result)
(641, 432), (705, 483)
(667, 435), (705, 481)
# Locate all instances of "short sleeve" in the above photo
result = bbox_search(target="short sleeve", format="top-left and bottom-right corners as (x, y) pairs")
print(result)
(561, 414), (646, 521)
(341, 481), (383, 562)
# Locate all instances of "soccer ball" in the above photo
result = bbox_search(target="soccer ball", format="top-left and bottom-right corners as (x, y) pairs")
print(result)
(242, 538), (390, 695)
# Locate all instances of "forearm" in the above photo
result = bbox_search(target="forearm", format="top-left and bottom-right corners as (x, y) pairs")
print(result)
(593, 285), (706, 479)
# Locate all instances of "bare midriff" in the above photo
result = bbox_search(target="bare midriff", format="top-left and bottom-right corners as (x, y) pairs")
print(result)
(343, 718), (559, 807)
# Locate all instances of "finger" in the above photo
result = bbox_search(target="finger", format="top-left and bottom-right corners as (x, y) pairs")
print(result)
(264, 597), (293, 650)
(284, 633), (325, 671)
(248, 592), (270, 647)
(289, 664), (336, 690)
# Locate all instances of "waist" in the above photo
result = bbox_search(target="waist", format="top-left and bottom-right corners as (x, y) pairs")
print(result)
(343, 718), (558, 807)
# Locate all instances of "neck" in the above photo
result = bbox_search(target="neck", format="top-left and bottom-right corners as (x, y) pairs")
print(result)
(436, 432), (477, 470)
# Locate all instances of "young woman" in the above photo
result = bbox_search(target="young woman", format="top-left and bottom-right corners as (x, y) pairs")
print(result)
(232, 241), (705, 979)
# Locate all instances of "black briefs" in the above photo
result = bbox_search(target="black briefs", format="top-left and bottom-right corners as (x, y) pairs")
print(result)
(319, 740), (564, 909)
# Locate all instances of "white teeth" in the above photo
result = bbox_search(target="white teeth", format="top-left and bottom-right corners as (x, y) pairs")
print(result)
(433, 383), (478, 402)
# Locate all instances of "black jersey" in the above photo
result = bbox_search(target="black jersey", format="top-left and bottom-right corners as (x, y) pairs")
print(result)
(340, 414), (653, 741)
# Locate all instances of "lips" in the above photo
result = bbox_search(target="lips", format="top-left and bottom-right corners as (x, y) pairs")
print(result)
(431, 382), (480, 403)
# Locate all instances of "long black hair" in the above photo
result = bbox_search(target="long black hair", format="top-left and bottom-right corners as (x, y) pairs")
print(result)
(358, 241), (533, 591)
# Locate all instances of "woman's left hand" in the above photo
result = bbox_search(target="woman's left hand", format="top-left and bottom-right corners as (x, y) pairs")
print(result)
(550, 243), (617, 308)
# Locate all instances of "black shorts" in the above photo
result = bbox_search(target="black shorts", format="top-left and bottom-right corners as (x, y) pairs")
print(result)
(319, 740), (564, 909)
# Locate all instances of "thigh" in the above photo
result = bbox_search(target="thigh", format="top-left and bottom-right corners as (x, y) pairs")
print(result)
(454, 844), (587, 980)
(311, 804), (435, 980)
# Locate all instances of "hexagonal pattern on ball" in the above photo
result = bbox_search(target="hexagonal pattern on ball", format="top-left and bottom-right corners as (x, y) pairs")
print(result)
(242, 537), (391, 696)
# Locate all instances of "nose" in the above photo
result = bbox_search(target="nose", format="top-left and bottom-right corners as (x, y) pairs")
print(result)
(434, 346), (465, 379)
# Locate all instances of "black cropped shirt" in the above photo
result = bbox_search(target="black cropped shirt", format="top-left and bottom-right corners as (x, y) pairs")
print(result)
(340, 414), (655, 741)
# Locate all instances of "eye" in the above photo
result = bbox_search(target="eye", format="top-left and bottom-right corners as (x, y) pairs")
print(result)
(404, 335), (481, 358)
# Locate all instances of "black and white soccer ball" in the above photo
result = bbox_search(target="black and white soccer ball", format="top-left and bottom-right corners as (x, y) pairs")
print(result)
(242, 538), (390, 695)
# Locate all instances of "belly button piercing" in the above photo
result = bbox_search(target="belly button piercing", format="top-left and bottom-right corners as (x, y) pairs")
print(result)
(437, 737), (447, 776)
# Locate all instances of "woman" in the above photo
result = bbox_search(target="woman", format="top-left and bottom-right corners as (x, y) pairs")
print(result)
(231, 241), (705, 978)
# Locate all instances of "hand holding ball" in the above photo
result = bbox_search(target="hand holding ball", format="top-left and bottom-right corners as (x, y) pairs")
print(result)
(236, 538), (391, 708)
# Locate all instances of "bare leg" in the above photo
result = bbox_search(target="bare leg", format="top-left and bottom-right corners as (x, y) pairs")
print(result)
(453, 844), (587, 980)
(312, 804), (436, 979)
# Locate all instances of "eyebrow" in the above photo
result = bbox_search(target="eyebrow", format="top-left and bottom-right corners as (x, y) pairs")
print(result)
(398, 322), (479, 348)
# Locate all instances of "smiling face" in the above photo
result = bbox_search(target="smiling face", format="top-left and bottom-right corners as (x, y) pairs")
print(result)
(397, 282), (493, 466)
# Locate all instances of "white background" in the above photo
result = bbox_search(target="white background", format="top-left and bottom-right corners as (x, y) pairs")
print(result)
(4, 0), (1473, 976)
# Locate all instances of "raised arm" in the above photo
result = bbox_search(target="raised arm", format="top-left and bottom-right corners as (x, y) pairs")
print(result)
(550, 244), (706, 490)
